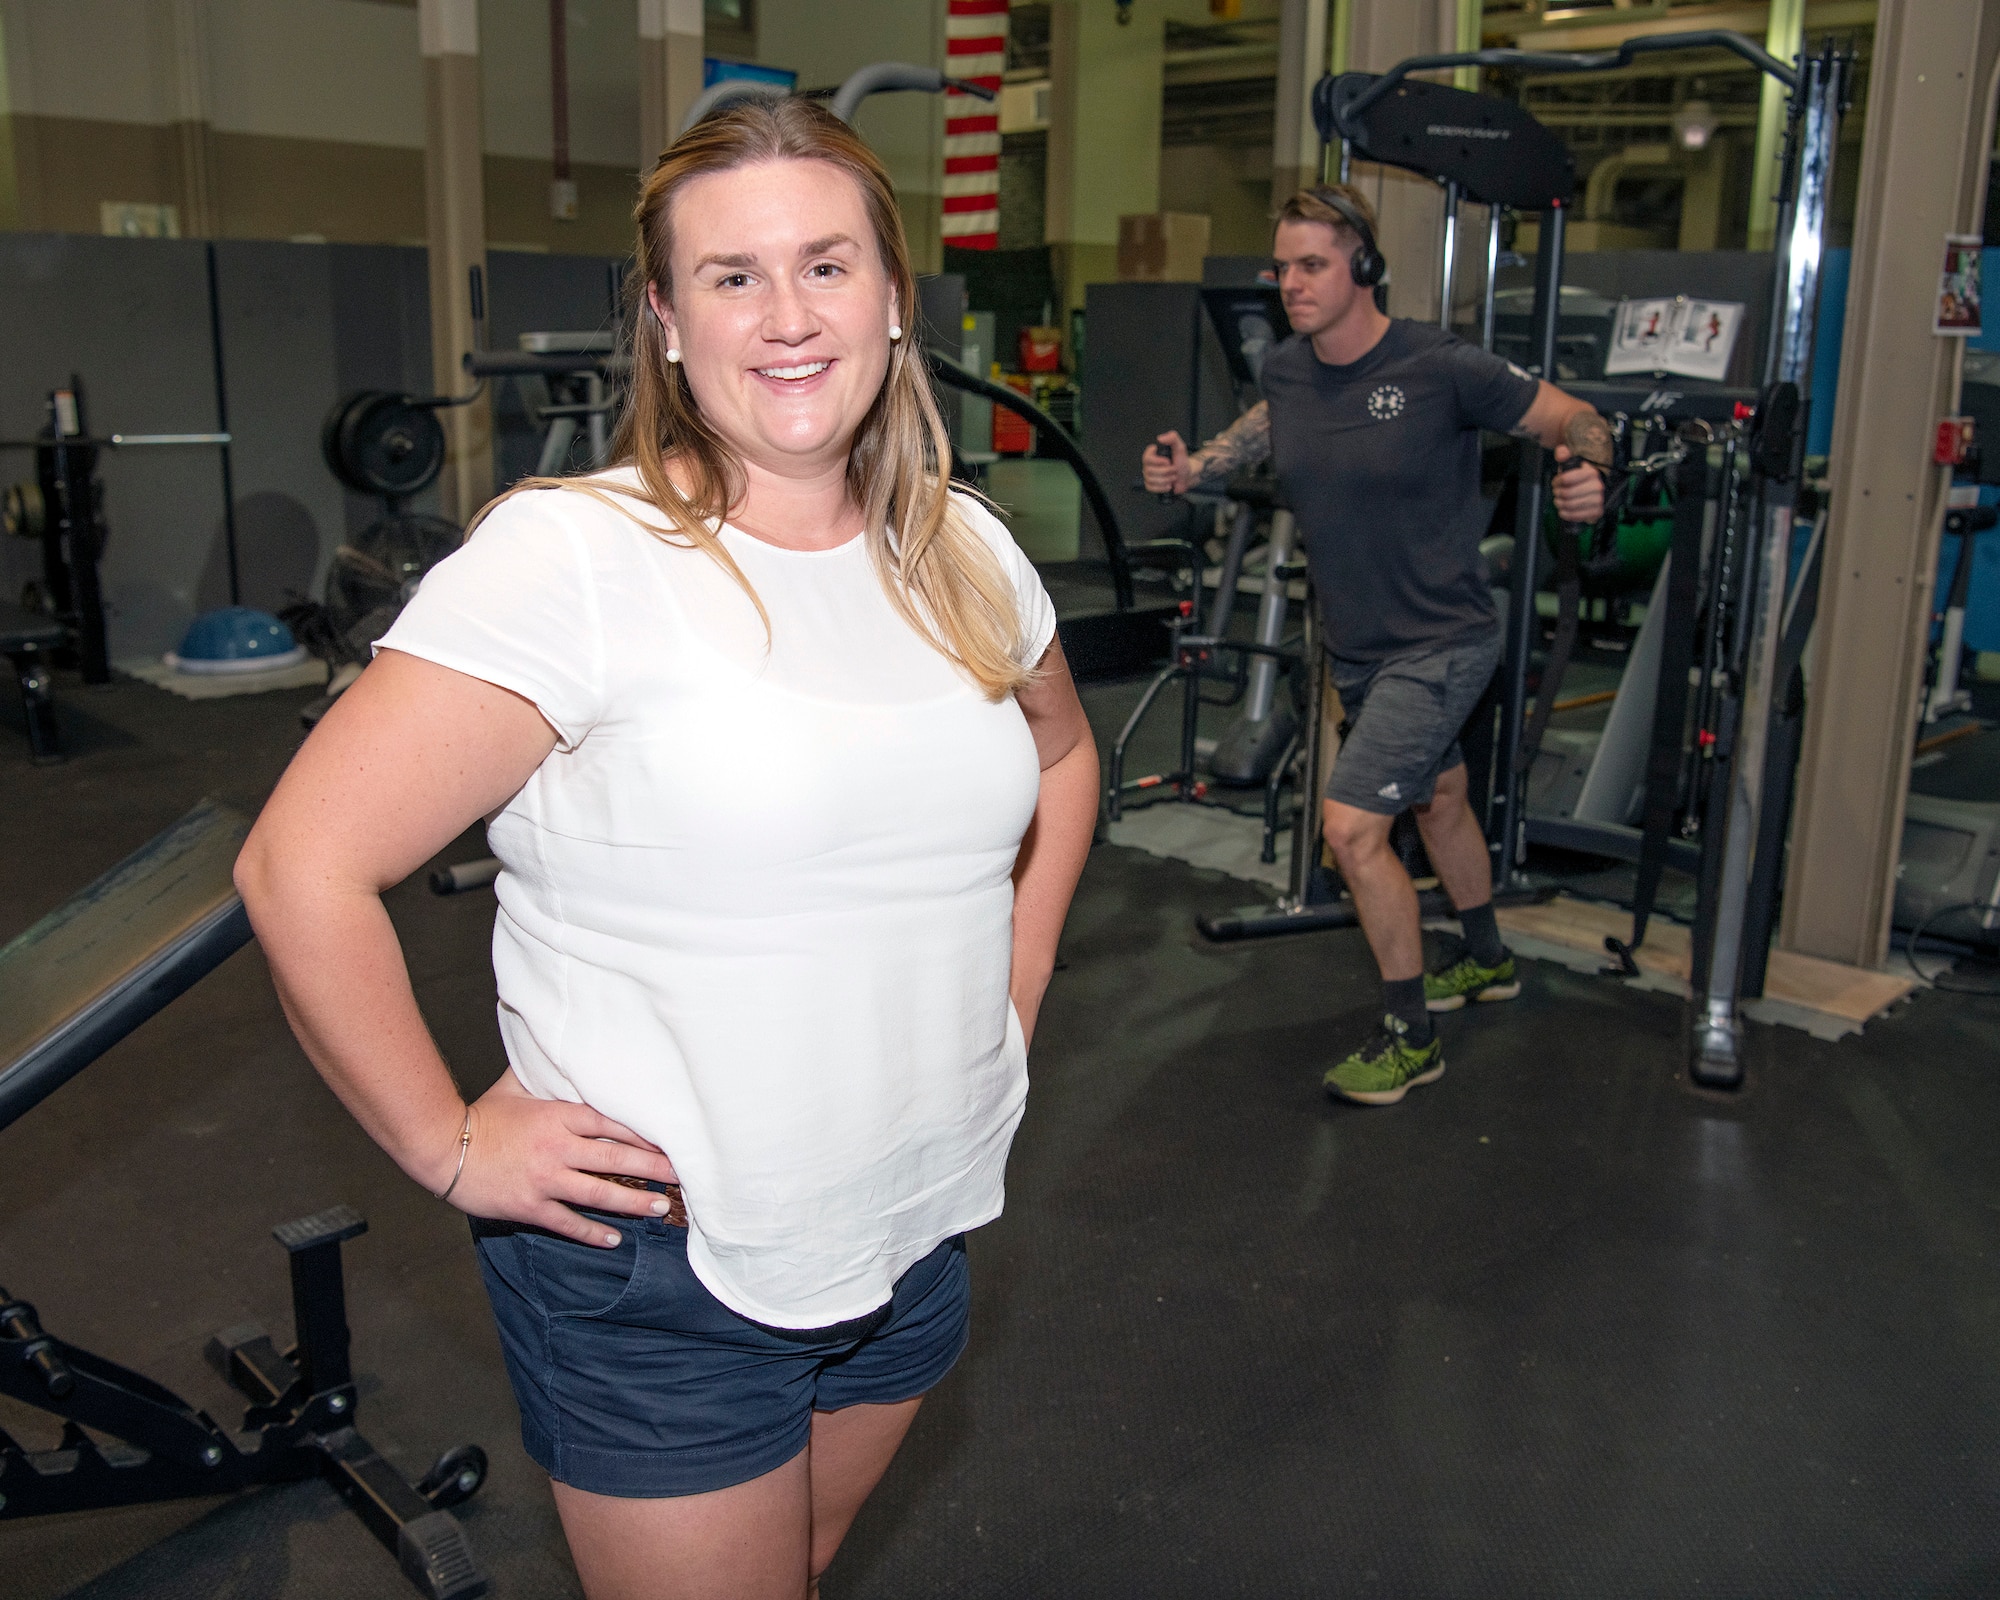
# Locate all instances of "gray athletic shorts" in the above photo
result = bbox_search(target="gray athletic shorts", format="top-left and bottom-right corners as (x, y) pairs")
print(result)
(1325, 628), (1503, 816)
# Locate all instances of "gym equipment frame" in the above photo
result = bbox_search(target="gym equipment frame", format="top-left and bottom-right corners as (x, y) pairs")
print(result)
(1, 380), (232, 688)
(1106, 287), (1309, 849)
(1309, 32), (1849, 1088)
(0, 801), (489, 1599)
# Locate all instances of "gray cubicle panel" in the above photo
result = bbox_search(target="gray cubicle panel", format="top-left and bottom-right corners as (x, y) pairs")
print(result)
(322, 242), (436, 538)
(916, 273), (966, 446)
(0, 235), (649, 667)
(214, 241), (399, 617)
(0, 234), (228, 664)
(1078, 280), (1238, 567)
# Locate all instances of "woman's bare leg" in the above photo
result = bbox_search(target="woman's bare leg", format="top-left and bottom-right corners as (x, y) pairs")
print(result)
(547, 1397), (922, 1600)
(807, 1398), (924, 1594)
(552, 1453), (810, 1600)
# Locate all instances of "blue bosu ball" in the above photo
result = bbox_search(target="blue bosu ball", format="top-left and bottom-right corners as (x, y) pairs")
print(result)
(167, 606), (310, 676)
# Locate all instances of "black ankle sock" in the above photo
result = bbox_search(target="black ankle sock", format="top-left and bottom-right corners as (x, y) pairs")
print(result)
(1382, 975), (1432, 1043)
(1458, 900), (1505, 966)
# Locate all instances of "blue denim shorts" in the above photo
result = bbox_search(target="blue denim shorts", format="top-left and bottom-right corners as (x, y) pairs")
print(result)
(472, 1209), (970, 1498)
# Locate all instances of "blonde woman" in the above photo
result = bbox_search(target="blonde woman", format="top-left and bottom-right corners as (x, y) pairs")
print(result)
(236, 99), (1097, 1599)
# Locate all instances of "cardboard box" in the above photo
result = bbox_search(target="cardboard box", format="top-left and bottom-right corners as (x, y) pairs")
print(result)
(1117, 213), (1212, 283)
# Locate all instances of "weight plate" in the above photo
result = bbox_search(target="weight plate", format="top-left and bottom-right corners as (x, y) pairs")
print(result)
(320, 390), (380, 489)
(4, 481), (44, 539)
(321, 390), (446, 498)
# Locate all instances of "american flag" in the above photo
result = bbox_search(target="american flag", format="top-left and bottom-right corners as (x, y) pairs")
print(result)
(943, 0), (1006, 250)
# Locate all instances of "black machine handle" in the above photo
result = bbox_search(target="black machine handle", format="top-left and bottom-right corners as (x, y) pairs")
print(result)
(1336, 29), (1795, 131)
(925, 352), (1137, 612)
(464, 349), (631, 379)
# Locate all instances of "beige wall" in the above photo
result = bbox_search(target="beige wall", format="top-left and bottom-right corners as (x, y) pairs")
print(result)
(1346, 0), (1456, 324)
(1160, 143), (1275, 258)
(752, 0), (947, 272)
(0, 0), (961, 262)
(481, 0), (640, 167)
(3, 107), (637, 251)
(206, 0), (427, 146)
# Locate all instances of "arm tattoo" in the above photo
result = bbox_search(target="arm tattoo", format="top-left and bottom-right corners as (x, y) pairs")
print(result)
(1561, 408), (1615, 469)
(1187, 401), (1272, 490)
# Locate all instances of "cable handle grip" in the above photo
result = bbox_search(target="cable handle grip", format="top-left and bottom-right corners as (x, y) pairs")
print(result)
(1152, 440), (1177, 504)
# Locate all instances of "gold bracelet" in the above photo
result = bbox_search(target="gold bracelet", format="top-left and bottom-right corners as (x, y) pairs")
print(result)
(436, 1107), (472, 1203)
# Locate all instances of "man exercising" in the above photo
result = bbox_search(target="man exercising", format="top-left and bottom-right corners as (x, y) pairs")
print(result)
(1142, 183), (1609, 1106)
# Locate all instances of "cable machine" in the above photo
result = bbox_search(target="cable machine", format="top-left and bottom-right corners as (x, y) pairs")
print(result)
(1204, 30), (1850, 1090)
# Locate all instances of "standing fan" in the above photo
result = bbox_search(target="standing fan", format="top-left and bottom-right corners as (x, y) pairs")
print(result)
(320, 509), (462, 663)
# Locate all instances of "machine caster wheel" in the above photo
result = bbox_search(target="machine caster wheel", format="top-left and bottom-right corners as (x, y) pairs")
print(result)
(418, 1444), (488, 1509)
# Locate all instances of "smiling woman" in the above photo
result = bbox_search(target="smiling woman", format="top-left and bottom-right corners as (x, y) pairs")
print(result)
(503, 98), (1040, 702)
(233, 96), (1100, 1600)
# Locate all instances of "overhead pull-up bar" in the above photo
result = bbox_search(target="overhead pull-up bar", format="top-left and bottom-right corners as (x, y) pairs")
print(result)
(1333, 29), (1796, 131)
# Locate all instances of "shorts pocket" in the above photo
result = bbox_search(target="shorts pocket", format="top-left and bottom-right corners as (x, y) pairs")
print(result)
(519, 1220), (654, 1322)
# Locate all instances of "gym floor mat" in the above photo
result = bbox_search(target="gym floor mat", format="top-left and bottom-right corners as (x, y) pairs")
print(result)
(4, 665), (1996, 1599)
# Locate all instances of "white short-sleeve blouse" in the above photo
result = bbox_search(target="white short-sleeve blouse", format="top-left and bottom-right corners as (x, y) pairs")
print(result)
(377, 469), (1058, 1328)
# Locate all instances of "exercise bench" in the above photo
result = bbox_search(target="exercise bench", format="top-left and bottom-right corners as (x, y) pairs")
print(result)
(0, 799), (489, 1599)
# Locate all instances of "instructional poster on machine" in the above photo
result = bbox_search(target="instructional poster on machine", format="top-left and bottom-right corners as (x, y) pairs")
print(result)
(1935, 235), (1983, 336)
(1604, 296), (1745, 381)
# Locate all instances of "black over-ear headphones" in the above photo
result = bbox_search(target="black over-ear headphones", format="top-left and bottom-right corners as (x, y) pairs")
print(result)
(1307, 186), (1385, 289)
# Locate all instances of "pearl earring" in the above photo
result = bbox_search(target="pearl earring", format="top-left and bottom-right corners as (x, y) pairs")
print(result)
(666, 347), (681, 363)
(889, 324), (902, 342)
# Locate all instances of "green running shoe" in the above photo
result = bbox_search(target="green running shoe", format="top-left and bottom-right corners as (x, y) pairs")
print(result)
(1323, 1015), (1445, 1106)
(1424, 943), (1521, 1012)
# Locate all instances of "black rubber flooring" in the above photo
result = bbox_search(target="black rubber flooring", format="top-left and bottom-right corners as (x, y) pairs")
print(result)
(3, 667), (1998, 1598)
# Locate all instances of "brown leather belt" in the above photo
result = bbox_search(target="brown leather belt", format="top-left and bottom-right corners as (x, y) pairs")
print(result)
(590, 1172), (688, 1228)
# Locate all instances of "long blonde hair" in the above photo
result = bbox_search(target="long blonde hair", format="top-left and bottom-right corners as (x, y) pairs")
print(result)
(476, 97), (1032, 701)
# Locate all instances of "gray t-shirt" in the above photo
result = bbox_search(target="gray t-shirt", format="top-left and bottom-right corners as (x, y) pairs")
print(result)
(1261, 319), (1538, 663)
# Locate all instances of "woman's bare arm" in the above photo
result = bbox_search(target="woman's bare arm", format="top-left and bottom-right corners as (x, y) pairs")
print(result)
(235, 649), (678, 1247)
(1010, 638), (1098, 1046)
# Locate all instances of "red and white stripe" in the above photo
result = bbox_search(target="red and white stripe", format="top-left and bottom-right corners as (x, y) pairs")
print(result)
(943, 0), (1005, 250)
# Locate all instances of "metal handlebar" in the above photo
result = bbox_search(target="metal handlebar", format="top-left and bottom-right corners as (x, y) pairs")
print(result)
(0, 432), (232, 450)
(830, 64), (995, 123)
(464, 350), (631, 379)
(1337, 29), (1796, 131)
(925, 352), (1138, 611)
(677, 77), (792, 136)
(681, 62), (997, 138)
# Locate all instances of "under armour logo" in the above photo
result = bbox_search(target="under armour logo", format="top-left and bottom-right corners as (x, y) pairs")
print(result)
(1377, 781), (1401, 800)
(1367, 385), (1406, 421)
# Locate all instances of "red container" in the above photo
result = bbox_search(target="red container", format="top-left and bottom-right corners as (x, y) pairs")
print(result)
(992, 400), (1033, 455)
(1018, 326), (1063, 373)
(992, 374), (1035, 454)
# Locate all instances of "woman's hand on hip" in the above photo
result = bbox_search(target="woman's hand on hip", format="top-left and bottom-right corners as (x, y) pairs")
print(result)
(441, 1073), (680, 1247)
